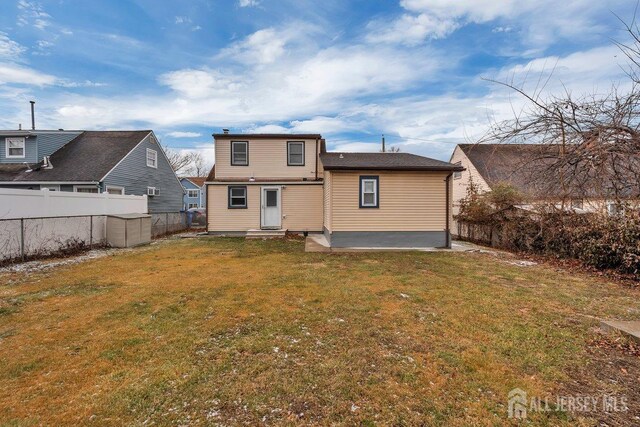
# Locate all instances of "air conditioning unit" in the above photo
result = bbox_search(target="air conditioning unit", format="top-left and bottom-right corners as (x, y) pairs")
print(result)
(147, 186), (156, 196)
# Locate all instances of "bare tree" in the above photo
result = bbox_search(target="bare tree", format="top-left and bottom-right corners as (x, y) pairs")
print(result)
(162, 144), (197, 175)
(482, 16), (640, 204)
(190, 152), (212, 177)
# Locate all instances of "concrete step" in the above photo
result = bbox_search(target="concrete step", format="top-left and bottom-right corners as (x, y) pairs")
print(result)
(305, 234), (331, 252)
(246, 229), (287, 239)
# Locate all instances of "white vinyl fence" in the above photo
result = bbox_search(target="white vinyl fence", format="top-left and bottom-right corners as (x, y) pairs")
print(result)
(0, 187), (147, 219)
(0, 188), (148, 263)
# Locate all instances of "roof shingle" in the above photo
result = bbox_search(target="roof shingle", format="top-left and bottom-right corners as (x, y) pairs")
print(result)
(320, 152), (463, 171)
(0, 130), (151, 182)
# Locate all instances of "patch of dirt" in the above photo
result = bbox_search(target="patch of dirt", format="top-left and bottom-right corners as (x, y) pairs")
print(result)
(562, 333), (640, 426)
(0, 248), (133, 275)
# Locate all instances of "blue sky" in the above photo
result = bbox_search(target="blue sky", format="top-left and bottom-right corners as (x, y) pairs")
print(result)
(0, 0), (634, 166)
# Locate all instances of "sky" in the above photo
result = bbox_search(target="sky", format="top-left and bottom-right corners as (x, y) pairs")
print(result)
(0, 0), (635, 166)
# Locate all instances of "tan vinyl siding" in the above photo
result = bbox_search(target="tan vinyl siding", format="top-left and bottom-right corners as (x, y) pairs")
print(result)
(323, 171), (332, 231)
(282, 185), (323, 231)
(208, 185), (260, 231)
(330, 171), (449, 232)
(450, 146), (491, 217)
(207, 183), (323, 232)
(215, 138), (322, 180)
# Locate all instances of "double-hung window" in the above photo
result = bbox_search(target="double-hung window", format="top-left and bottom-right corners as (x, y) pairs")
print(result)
(187, 189), (199, 198)
(6, 137), (25, 158)
(359, 176), (379, 208)
(287, 141), (305, 166)
(453, 161), (462, 179)
(231, 141), (248, 166)
(228, 186), (247, 208)
(146, 148), (158, 168)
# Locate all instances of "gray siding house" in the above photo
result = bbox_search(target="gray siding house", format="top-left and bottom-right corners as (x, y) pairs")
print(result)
(0, 130), (184, 213)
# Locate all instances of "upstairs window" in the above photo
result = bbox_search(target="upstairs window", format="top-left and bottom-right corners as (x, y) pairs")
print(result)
(570, 199), (583, 210)
(146, 148), (158, 168)
(187, 189), (199, 198)
(6, 137), (25, 158)
(453, 161), (462, 179)
(228, 186), (247, 208)
(360, 176), (379, 208)
(287, 141), (305, 166)
(231, 141), (248, 165)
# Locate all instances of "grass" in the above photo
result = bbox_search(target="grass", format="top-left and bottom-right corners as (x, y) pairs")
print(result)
(0, 238), (638, 426)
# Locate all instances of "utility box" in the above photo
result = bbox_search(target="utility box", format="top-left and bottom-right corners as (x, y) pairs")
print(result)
(106, 213), (151, 248)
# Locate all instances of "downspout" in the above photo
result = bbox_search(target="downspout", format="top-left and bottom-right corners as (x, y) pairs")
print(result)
(445, 172), (452, 248)
(314, 138), (318, 180)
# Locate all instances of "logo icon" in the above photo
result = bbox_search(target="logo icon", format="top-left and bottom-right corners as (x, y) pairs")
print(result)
(508, 388), (528, 419)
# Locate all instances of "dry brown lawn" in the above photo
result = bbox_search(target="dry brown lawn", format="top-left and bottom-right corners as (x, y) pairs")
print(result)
(0, 238), (639, 426)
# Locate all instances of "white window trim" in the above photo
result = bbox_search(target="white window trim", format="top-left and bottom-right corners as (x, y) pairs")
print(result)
(231, 141), (248, 166)
(6, 137), (26, 159)
(187, 189), (200, 198)
(105, 185), (125, 195)
(361, 178), (378, 207)
(146, 148), (158, 168)
(73, 185), (100, 193)
(188, 203), (199, 209)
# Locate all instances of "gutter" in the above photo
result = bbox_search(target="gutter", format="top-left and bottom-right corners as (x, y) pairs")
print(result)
(445, 172), (452, 249)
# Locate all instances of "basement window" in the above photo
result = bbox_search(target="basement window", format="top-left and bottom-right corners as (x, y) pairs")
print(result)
(228, 186), (247, 208)
(360, 176), (379, 208)
(6, 137), (25, 158)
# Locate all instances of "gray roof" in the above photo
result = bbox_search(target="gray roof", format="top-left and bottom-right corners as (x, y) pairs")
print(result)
(0, 130), (151, 182)
(213, 133), (322, 139)
(458, 143), (639, 198)
(320, 152), (463, 171)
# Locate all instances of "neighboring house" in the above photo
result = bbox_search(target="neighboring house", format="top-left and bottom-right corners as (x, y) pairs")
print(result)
(180, 176), (207, 210)
(206, 132), (463, 248)
(0, 130), (184, 213)
(449, 143), (637, 219)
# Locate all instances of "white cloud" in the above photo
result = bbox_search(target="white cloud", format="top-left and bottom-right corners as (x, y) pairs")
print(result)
(238, 0), (260, 7)
(367, 13), (459, 45)
(158, 68), (243, 98)
(0, 63), (56, 86)
(17, 0), (52, 30)
(167, 131), (202, 138)
(368, 0), (628, 50)
(175, 16), (192, 24)
(219, 28), (291, 65)
(0, 33), (26, 57)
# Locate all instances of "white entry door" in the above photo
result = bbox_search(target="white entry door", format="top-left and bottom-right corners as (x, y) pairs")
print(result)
(261, 187), (281, 229)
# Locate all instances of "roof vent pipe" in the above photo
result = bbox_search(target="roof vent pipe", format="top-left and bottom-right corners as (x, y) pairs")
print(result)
(222, 128), (229, 134)
(18, 123), (22, 130)
(29, 101), (35, 130)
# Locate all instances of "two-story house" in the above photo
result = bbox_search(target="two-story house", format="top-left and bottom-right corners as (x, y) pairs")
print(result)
(206, 131), (464, 248)
(0, 129), (184, 213)
(180, 176), (207, 210)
